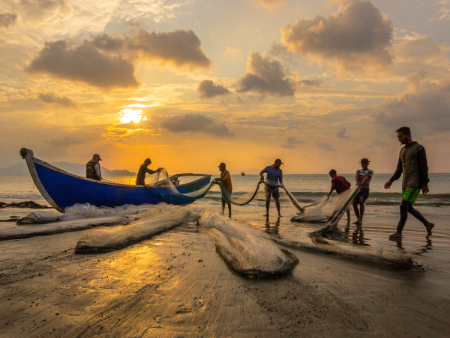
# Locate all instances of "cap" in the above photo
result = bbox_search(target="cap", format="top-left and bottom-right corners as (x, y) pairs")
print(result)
(360, 158), (370, 164)
(218, 162), (226, 168)
(93, 154), (102, 161)
(275, 158), (284, 165)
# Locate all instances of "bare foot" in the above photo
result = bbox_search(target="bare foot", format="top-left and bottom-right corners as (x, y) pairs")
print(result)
(426, 223), (434, 239)
(264, 214), (269, 217)
(389, 232), (402, 239)
(278, 214), (283, 217)
(353, 221), (362, 225)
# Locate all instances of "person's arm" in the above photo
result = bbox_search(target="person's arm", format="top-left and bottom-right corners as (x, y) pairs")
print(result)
(218, 171), (230, 182)
(385, 158), (402, 189)
(327, 179), (336, 197)
(417, 147), (429, 194)
(145, 167), (157, 175)
(95, 163), (102, 180)
(279, 178), (283, 186)
(259, 168), (266, 182)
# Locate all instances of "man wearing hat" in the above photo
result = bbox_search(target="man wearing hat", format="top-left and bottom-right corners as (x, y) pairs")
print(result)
(260, 159), (284, 217)
(86, 154), (102, 181)
(215, 163), (232, 217)
(352, 158), (374, 225)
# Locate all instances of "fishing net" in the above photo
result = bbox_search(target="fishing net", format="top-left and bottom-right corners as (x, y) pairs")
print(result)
(75, 205), (198, 254)
(291, 187), (360, 228)
(146, 169), (304, 211)
(199, 210), (298, 278)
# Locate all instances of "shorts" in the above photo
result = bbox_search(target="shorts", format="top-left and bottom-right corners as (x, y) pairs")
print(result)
(402, 187), (421, 203)
(354, 188), (370, 202)
(265, 184), (280, 200)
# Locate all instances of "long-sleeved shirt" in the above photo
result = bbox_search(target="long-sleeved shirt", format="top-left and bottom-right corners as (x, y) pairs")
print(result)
(390, 141), (429, 189)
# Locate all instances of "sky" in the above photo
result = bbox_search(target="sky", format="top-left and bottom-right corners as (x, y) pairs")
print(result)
(0, 0), (449, 175)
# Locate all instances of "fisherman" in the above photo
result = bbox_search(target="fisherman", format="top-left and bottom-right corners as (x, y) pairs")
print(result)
(136, 158), (161, 186)
(384, 126), (434, 239)
(260, 159), (284, 217)
(353, 158), (373, 225)
(215, 162), (232, 217)
(86, 154), (102, 181)
(327, 169), (351, 223)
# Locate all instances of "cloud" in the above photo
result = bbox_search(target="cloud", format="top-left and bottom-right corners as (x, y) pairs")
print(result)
(377, 77), (450, 133)
(19, 0), (67, 18)
(316, 142), (336, 152)
(281, 136), (304, 149)
(236, 53), (297, 97)
(26, 40), (139, 89)
(26, 29), (211, 88)
(0, 13), (17, 28)
(129, 29), (211, 69)
(197, 80), (230, 99)
(281, 0), (393, 74)
(37, 93), (77, 108)
(160, 114), (234, 137)
(256, 0), (286, 10)
(391, 36), (450, 80)
(336, 127), (349, 138)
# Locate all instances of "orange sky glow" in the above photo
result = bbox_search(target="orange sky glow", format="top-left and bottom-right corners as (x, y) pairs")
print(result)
(1, 0), (449, 175)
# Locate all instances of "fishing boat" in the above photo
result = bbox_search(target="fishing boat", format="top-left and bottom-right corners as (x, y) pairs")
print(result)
(20, 148), (211, 212)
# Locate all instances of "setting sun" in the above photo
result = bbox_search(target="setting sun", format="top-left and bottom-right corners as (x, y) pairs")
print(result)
(119, 108), (147, 124)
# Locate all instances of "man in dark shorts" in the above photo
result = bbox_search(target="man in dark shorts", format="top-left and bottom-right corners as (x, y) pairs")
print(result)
(384, 126), (434, 239)
(215, 162), (232, 217)
(352, 158), (374, 225)
(135, 158), (161, 186)
(327, 169), (352, 222)
(260, 159), (284, 217)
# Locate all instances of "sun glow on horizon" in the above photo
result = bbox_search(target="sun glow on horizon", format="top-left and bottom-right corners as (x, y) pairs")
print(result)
(119, 108), (147, 124)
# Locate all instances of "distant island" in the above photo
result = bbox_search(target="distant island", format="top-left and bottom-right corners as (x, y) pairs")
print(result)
(0, 162), (137, 177)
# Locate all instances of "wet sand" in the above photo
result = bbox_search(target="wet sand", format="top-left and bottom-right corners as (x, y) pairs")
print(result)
(0, 201), (449, 337)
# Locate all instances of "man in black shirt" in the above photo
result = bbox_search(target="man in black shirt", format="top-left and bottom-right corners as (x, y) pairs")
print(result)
(136, 158), (160, 186)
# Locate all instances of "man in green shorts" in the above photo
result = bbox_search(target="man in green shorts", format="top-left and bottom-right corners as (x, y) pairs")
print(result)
(384, 126), (434, 239)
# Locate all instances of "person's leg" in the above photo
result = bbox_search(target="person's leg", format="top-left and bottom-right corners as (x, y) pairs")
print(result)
(353, 198), (360, 223)
(275, 198), (281, 217)
(265, 199), (270, 216)
(227, 201), (232, 217)
(221, 197), (225, 214)
(395, 199), (409, 234)
(358, 196), (365, 223)
(407, 203), (428, 225)
(406, 203), (434, 238)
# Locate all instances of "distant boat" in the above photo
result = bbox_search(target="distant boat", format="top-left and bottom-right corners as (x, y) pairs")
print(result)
(241, 172), (245, 176)
(20, 148), (211, 212)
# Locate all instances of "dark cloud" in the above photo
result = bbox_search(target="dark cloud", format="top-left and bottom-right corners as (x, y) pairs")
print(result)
(336, 127), (349, 139)
(20, 0), (66, 18)
(377, 79), (450, 133)
(26, 40), (139, 89)
(37, 93), (77, 108)
(197, 80), (230, 99)
(26, 29), (211, 88)
(129, 29), (211, 69)
(316, 142), (336, 152)
(236, 53), (296, 97)
(160, 114), (233, 137)
(281, 136), (304, 149)
(0, 13), (17, 28)
(281, 0), (393, 73)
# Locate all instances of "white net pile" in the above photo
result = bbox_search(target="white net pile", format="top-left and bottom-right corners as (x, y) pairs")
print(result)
(291, 187), (359, 224)
(75, 204), (199, 254)
(198, 210), (298, 278)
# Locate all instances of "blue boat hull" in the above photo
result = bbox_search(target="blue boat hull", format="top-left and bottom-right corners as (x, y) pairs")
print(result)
(21, 149), (210, 212)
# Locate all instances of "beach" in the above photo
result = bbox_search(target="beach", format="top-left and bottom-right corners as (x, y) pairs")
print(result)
(1, 175), (449, 337)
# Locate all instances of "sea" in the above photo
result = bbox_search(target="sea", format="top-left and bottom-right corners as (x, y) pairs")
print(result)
(1, 173), (450, 276)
